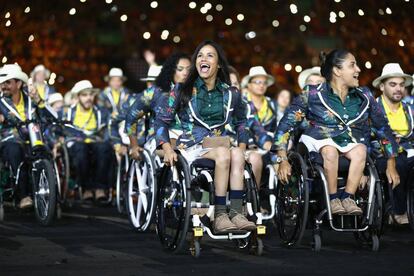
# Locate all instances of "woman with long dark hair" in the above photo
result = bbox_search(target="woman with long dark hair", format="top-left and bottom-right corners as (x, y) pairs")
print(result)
(275, 49), (400, 215)
(155, 40), (256, 233)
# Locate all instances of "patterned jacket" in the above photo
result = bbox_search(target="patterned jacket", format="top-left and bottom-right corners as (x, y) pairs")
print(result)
(274, 82), (399, 157)
(155, 82), (249, 149)
(98, 86), (130, 117)
(245, 95), (277, 148)
(0, 91), (56, 143)
(371, 96), (414, 157)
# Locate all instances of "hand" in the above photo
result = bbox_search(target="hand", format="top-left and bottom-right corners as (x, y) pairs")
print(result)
(0, 114), (5, 123)
(386, 158), (400, 189)
(277, 160), (292, 184)
(263, 141), (272, 151)
(164, 149), (178, 166)
(27, 78), (42, 104)
(358, 175), (369, 190)
(129, 145), (143, 160)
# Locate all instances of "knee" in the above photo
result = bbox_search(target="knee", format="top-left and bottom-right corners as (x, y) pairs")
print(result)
(215, 147), (231, 167)
(248, 152), (263, 168)
(321, 146), (339, 163)
(351, 145), (367, 162)
(231, 147), (245, 166)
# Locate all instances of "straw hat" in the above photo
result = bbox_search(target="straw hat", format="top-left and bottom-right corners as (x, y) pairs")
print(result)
(70, 80), (99, 95)
(47, 93), (64, 105)
(140, 65), (162, 82)
(30, 64), (51, 79)
(372, 63), (413, 88)
(241, 66), (275, 87)
(298, 66), (321, 89)
(0, 64), (29, 84)
(104, 67), (127, 82)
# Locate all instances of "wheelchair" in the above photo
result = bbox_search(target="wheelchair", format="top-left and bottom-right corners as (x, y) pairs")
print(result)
(275, 142), (383, 252)
(155, 150), (266, 258)
(115, 153), (129, 214)
(53, 140), (70, 219)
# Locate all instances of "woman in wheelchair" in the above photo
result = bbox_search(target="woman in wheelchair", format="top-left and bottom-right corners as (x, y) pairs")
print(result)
(155, 40), (256, 233)
(275, 49), (400, 215)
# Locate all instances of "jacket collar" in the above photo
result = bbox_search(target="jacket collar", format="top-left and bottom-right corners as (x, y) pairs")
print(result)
(378, 95), (414, 137)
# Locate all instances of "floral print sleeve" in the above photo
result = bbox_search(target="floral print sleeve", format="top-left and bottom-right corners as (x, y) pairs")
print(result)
(154, 88), (178, 147)
(274, 92), (308, 151)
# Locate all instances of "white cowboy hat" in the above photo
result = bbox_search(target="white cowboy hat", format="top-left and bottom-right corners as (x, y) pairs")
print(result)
(47, 93), (64, 105)
(30, 64), (51, 79)
(298, 66), (321, 89)
(70, 80), (99, 95)
(140, 65), (162, 82)
(0, 64), (29, 84)
(104, 67), (127, 82)
(241, 66), (275, 87)
(372, 63), (413, 88)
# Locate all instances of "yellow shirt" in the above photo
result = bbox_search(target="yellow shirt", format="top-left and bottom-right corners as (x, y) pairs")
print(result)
(247, 92), (273, 123)
(73, 104), (97, 131)
(15, 91), (27, 121)
(382, 95), (409, 136)
(36, 83), (46, 100)
(112, 89), (121, 106)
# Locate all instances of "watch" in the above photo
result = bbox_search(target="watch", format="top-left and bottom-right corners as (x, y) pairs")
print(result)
(275, 156), (288, 164)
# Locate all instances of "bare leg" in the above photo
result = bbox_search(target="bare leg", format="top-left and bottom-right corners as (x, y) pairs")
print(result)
(202, 147), (231, 196)
(230, 147), (245, 190)
(247, 152), (263, 187)
(320, 146), (339, 194)
(343, 144), (367, 195)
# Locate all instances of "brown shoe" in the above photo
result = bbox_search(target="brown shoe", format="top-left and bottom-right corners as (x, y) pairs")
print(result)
(82, 190), (93, 201)
(330, 198), (346, 214)
(19, 196), (33, 209)
(394, 213), (409, 225)
(95, 189), (107, 201)
(341, 198), (363, 215)
(231, 213), (256, 231)
(213, 213), (238, 233)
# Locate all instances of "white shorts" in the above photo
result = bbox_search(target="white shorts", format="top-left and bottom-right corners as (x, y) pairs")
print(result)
(300, 134), (360, 153)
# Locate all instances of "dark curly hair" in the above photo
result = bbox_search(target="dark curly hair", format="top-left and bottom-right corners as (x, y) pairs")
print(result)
(155, 52), (190, 92)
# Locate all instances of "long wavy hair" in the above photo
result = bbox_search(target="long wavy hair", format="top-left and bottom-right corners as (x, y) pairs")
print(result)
(177, 40), (230, 111)
(155, 52), (190, 92)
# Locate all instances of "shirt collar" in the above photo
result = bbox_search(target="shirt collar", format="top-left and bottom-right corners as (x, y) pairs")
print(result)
(195, 77), (223, 92)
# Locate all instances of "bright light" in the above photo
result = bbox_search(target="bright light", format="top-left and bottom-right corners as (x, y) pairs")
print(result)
(399, 39), (405, 47)
(2, 57), (7, 63)
(386, 7), (392, 14)
(329, 11), (337, 23)
(206, 15), (213, 22)
(290, 4), (298, 14)
(161, 30), (169, 40)
(143, 32), (151, 39)
(28, 34), (34, 42)
(338, 11), (345, 18)
(205, 3), (212, 9)
(216, 4), (223, 11)
(189, 2), (196, 9)
(200, 7), (208, 14)
(225, 18), (233, 25)
(334, 0), (341, 2)
(245, 31), (256, 40)
(24, 7), (30, 13)
(5, 20), (11, 27)
(304, 15), (311, 23)
(299, 25), (306, 32)
(50, 73), (56, 79)
(173, 35), (181, 43)
(120, 14), (128, 21)
(358, 9), (364, 16)
(69, 8), (76, 15)
(295, 65), (303, 73)
(381, 28), (387, 35)
(105, 0), (112, 3)
(365, 61), (372, 69)
(5, 12), (10, 18)
(329, 17), (336, 23)
(80, 0), (87, 2)
(284, 64), (292, 71)
(330, 11), (337, 18)
(272, 20), (279, 27)
(150, 1), (158, 8)
(237, 13), (244, 21)
(371, 48), (378, 55)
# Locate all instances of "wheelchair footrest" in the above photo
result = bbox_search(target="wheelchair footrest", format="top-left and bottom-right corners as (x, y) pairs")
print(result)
(332, 214), (365, 230)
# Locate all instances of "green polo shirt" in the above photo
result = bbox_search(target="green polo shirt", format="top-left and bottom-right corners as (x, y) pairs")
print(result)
(195, 77), (224, 126)
(327, 87), (362, 147)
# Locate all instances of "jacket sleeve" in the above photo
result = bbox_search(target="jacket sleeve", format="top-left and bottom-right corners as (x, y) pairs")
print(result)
(154, 88), (178, 147)
(230, 89), (249, 145)
(124, 92), (151, 136)
(367, 90), (398, 157)
(273, 92), (308, 151)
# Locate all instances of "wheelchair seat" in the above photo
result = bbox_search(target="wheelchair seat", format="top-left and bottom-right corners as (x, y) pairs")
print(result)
(192, 158), (215, 170)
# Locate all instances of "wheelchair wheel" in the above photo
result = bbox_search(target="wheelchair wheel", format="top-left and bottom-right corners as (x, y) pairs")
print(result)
(32, 158), (57, 226)
(244, 162), (260, 217)
(126, 150), (157, 231)
(156, 154), (191, 253)
(116, 155), (129, 214)
(55, 144), (70, 205)
(275, 151), (309, 247)
(407, 181), (414, 230)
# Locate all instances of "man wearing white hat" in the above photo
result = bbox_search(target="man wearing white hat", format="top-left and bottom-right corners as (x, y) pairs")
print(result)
(98, 67), (130, 118)
(241, 66), (276, 186)
(64, 80), (114, 202)
(372, 63), (414, 225)
(30, 64), (56, 101)
(0, 64), (55, 208)
(297, 66), (325, 91)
